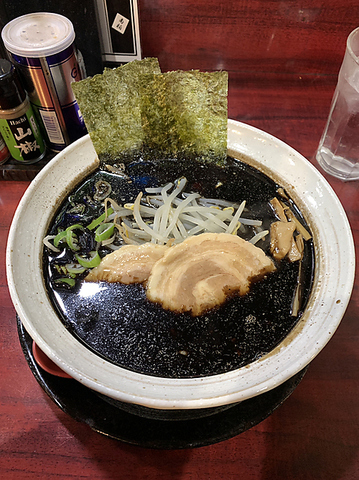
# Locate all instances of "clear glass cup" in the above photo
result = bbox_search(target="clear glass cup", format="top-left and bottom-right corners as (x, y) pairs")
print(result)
(316, 27), (359, 180)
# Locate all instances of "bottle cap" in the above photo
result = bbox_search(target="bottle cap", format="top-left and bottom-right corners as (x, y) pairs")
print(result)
(0, 59), (26, 110)
(1, 12), (75, 58)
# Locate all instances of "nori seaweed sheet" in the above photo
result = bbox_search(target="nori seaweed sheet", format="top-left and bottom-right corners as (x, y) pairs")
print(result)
(71, 58), (161, 162)
(139, 70), (228, 165)
(72, 59), (228, 165)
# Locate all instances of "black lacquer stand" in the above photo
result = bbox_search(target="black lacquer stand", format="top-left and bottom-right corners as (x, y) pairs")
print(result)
(17, 316), (308, 449)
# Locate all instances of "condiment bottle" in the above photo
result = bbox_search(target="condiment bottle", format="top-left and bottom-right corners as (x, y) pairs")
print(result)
(2, 12), (87, 152)
(0, 131), (10, 164)
(0, 58), (46, 164)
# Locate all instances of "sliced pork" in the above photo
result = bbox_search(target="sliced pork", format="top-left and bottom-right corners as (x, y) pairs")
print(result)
(85, 243), (168, 284)
(146, 232), (275, 316)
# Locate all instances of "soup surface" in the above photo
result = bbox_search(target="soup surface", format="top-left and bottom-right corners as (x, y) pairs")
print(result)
(43, 156), (314, 378)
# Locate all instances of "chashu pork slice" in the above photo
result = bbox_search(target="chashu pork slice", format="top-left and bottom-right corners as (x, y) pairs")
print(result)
(85, 243), (168, 284)
(146, 232), (276, 316)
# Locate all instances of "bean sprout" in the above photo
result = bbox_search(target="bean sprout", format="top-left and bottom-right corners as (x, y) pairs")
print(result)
(99, 178), (266, 246)
(44, 177), (268, 253)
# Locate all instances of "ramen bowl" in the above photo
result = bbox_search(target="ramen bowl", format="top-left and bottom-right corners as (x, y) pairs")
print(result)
(6, 120), (355, 414)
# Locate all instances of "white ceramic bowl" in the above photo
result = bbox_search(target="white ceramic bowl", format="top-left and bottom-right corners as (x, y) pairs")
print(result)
(6, 120), (355, 410)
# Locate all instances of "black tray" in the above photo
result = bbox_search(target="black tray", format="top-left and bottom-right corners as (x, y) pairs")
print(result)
(17, 316), (308, 449)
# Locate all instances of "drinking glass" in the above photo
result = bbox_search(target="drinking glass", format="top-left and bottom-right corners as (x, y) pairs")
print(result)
(316, 27), (359, 180)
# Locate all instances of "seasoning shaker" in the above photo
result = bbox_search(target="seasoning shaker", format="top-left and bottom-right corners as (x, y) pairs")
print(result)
(0, 59), (46, 164)
(1, 12), (87, 152)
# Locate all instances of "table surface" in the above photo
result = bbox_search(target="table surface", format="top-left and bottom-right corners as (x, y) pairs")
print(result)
(1, 2), (359, 479)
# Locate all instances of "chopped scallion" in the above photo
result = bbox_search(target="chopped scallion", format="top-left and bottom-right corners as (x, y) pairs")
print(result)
(54, 224), (85, 249)
(54, 278), (76, 287)
(53, 230), (67, 248)
(87, 208), (114, 230)
(75, 251), (101, 268)
(65, 263), (87, 275)
(66, 230), (80, 251)
(95, 222), (115, 242)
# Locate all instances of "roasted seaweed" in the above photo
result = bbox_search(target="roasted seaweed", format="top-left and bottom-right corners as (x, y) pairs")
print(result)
(140, 70), (228, 165)
(72, 58), (161, 162)
(72, 59), (228, 166)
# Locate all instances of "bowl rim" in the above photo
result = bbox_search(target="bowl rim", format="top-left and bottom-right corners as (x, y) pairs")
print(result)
(6, 120), (355, 410)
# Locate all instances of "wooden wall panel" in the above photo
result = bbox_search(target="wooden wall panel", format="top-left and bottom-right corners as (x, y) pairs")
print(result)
(139, 0), (359, 75)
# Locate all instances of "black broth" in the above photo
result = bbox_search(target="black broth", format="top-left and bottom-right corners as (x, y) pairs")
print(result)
(43, 157), (314, 378)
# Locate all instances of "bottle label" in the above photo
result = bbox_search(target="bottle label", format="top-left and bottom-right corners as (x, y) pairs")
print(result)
(0, 106), (46, 162)
(10, 45), (87, 152)
(0, 134), (10, 165)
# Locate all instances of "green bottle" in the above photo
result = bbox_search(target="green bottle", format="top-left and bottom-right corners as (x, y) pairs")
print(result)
(0, 59), (46, 164)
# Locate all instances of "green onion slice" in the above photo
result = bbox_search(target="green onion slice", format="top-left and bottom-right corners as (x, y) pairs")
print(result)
(66, 224), (85, 251)
(75, 251), (101, 268)
(54, 224), (85, 249)
(65, 263), (87, 275)
(66, 230), (80, 251)
(53, 230), (67, 248)
(66, 223), (85, 231)
(95, 222), (115, 242)
(87, 208), (114, 230)
(54, 278), (76, 287)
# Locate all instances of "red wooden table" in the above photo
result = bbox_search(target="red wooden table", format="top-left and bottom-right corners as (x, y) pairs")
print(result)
(1, 1), (359, 479)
